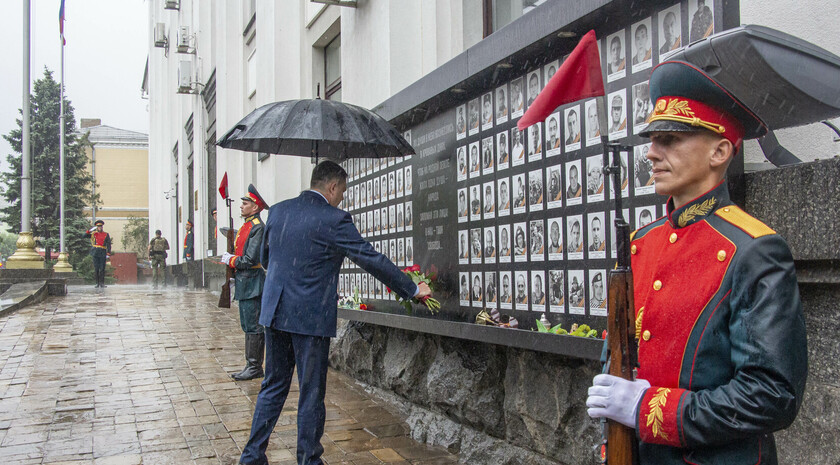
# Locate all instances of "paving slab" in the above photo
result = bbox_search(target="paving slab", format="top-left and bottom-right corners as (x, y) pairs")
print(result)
(0, 285), (460, 464)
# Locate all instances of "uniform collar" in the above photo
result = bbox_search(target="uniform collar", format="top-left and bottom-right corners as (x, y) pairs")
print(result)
(666, 180), (731, 229)
(244, 213), (261, 222)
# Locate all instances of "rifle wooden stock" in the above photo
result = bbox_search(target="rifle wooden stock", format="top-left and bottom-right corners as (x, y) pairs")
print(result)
(605, 269), (639, 465)
(218, 228), (235, 308)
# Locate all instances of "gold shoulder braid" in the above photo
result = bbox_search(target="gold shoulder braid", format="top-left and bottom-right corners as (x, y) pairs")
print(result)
(646, 388), (671, 440)
(677, 197), (716, 227)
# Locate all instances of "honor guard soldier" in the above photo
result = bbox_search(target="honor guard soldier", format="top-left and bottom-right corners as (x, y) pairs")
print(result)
(586, 61), (807, 465)
(183, 220), (195, 261)
(84, 219), (111, 288)
(221, 184), (268, 381)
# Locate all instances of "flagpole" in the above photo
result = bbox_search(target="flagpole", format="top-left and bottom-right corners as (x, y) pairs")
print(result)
(55, 19), (72, 272)
(7, 0), (44, 269)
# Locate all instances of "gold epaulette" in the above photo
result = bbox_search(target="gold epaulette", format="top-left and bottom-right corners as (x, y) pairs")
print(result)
(251, 218), (261, 225)
(715, 205), (775, 238)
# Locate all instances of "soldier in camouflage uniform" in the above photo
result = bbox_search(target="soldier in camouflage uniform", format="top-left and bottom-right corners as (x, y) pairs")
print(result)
(148, 229), (170, 289)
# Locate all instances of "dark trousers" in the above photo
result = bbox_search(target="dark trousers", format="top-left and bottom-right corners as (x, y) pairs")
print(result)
(91, 250), (106, 285)
(238, 297), (263, 334)
(240, 327), (330, 465)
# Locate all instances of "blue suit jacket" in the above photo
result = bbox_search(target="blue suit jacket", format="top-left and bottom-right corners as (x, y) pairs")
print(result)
(260, 190), (418, 337)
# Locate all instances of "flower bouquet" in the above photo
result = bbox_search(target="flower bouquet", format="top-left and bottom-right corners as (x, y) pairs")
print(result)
(338, 287), (368, 310)
(387, 264), (441, 314)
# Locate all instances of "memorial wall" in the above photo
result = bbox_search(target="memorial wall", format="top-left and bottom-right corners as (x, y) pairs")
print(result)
(339, 0), (733, 339)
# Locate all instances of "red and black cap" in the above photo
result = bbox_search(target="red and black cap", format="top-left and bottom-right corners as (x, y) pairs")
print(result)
(640, 61), (767, 149)
(94, 219), (105, 226)
(241, 184), (268, 210)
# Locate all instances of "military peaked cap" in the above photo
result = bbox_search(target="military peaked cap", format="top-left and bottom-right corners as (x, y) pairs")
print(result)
(242, 184), (268, 210)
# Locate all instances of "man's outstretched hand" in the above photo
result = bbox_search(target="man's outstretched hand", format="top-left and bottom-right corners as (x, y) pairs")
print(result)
(416, 282), (432, 299)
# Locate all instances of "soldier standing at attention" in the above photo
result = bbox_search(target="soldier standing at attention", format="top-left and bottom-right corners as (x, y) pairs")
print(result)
(586, 61), (807, 465)
(221, 184), (268, 381)
(148, 229), (170, 289)
(183, 220), (195, 261)
(84, 219), (111, 288)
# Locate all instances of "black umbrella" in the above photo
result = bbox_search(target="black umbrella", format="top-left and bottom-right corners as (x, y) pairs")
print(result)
(216, 98), (414, 160)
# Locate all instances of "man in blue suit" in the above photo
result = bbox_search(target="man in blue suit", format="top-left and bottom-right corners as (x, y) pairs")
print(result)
(239, 161), (431, 465)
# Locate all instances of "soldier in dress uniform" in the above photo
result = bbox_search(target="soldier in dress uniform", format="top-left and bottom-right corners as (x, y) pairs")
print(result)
(84, 219), (111, 288)
(183, 220), (194, 261)
(221, 184), (268, 381)
(586, 61), (807, 465)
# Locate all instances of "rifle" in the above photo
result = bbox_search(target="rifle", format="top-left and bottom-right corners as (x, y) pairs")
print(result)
(218, 197), (235, 308)
(601, 142), (639, 465)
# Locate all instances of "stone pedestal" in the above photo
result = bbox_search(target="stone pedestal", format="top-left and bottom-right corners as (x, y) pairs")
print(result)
(5, 232), (45, 269)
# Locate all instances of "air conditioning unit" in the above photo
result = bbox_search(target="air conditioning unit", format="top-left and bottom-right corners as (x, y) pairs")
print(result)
(177, 60), (194, 94)
(177, 26), (192, 53)
(164, 0), (180, 10)
(153, 23), (168, 48)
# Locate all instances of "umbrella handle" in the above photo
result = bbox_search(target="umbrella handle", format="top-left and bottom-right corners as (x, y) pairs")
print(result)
(217, 125), (247, 146)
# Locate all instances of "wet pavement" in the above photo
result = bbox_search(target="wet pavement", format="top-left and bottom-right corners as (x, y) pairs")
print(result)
(0, 285), (459, 465)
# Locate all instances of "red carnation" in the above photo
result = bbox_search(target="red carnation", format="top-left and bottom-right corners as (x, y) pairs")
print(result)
(360, 304), (368, 310)
(410, 264), (421, 272)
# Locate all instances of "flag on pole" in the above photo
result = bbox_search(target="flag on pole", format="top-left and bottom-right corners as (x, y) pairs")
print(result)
(59, 0), (66, 45)
(218, 172), (229, 199)
(518, 30), (605, 130)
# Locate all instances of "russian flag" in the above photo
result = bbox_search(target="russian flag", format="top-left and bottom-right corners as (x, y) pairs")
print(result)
(59, 0), (66, 45)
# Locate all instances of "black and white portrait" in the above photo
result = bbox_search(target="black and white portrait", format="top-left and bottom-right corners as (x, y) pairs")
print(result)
(547, 164), (563, 209)
(387, 172), (395, 200)
(482, 136), (495, 176)
(544, 59), (559, 86)
(485, 271), (497, 307)
(549, 270), (565, 313)
(471, 272), (484, 308)
(458, 230), (469, 264)
(566, 214), (584, 260)
(564, 105), (581, 152)
(585, 99), (601, 147)
(513, 173), (527, 214)
(547, 217), (563, 260)
(528, 123), (543, 163)
(565, 160), (583, 206)
(568, 269), (586, 315)
(689, 0), (714, 43)
(470, 185), (482, 222)
(589, 270), (608, 316)
(531, 270), (546, 311)
(515, 271), (529, 310)
(468, 97), (480, 136)
(481, 91), (494, 131)
(608, 89), (628, 140)
(498, 224), (511, 263)
(500, 271), (513, 309)
(636, 205), (656, 229)
(457, 146), (467, 182)
(469, 141), (481, 179)
(586, 155), (604, 203)
(396, 168), (404, 198)
(483, 181), (496, 220)
(634, 143), (655, 195)
(513, 222), (528, 263)
(404, 166), (412, 195)
(456, 104), (467, 140)
(497, 177), (511, 217)
(528, 169), (544, 212)
(496, 83), (509, 124)
(587, 212), (606, 259)
(610, 208), (630, 259)
(497, 131), (510, 170)
(529, 219), (545, 261)
(388, 205), (396, 233)
(484, 227), (496, 263)
(404, 201), (413, 231)
(606, 30), (626, 82)
(632, 80), (652, 134)
(457, 188), (468, 223)
(396, 203), (404, 233)
(511, 128), (525, 166)
(405, 237), (413, 264)
(460, 272), (470, 305)
(470, 228), (483, 265)
(631, 18), (653, 73)
(659, 4), (682, 59)
(510, 77), (525, 119)
(546, 113), (562, 156)
(526, 70), (541, 108)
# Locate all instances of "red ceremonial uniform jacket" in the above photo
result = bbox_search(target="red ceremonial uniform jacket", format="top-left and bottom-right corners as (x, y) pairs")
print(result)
(630, 182), (806, 465)
(227, 214), (265, 301)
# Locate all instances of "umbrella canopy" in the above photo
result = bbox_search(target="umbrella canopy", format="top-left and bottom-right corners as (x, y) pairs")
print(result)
(216, 99), (414, 160)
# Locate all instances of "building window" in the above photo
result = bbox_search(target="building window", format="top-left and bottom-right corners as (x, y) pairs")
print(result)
(491, 0), (544, 32)
(247, 49), (257, 100)
(325, 35), (341, 101)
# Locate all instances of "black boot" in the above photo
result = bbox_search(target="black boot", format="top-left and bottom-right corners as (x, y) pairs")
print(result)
(232, 332), (264, 381)
(94, 268), (101, 288)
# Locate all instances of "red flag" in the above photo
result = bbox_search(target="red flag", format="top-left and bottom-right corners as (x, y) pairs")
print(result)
(518, 30), (605, 130)
(59, 0), (66, 45)
(218, 172), (229, 199)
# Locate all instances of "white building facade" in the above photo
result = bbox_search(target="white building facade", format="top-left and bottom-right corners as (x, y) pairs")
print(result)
(145, 0), (840, 264)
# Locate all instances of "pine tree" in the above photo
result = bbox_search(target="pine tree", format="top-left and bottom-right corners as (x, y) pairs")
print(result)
(1, 67), (99, 268)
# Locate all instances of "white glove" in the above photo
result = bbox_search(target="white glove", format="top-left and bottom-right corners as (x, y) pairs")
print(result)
(88, 226), (97, 233)
(221, 252), (234, 265)
(586, 374), (650, 428)
(229, 277), (235, 289)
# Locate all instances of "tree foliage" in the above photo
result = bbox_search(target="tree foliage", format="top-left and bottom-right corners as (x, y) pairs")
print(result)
(0, 68), (99, 268)
(122, 216), (149, 257)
